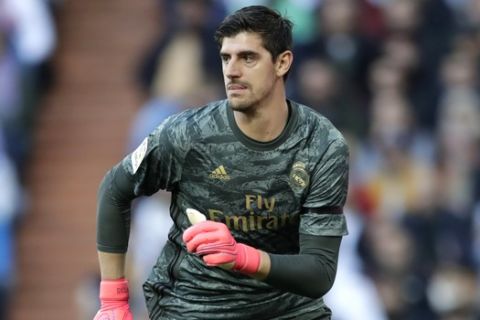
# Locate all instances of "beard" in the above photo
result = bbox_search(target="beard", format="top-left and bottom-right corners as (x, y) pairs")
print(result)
(226, 79), (275, 113)
(228, 96), (255, 112)
(226, 80), (256, 112)
(227, 87), (264, 114)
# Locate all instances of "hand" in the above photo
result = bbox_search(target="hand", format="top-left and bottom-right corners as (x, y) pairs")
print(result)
(93, 278), (133, 320)
(182, 217), (261, 274)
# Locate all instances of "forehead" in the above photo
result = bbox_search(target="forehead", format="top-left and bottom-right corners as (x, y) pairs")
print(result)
(220, 31), (267, 54)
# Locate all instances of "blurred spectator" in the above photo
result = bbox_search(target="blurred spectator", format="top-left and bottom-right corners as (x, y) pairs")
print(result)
(0, 129), (22, 320)
(379, 0), (456, 129)
(0, 0), (56, 317)
(1, 0), (56, 65)
(382, 34), (420, 77)
(436, 50), (480, 215)
(292, 0), (380, 137)
(0, 0), (57, 176)
(0, 28), (22, 167)
(380, 0), (422, 36)
(292, 57), (364, 135)
(426, 265), (478, 319)
(269, 0), (320, 44)
(136, 0), (223, 98)
(221, 0), (269, 14)
(439, 50), (478, 97)
(160, 0), (227, 31)
(354, 92), (435, 218)
(368, 57), (406, 97)
(360, 217), (435, 319)
(448, 0), (480, 32)
(325, 208), (388, 320)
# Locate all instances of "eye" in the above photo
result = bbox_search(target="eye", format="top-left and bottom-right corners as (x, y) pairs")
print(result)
(220, 55), (230, 64)
(245, 54), (254, 63)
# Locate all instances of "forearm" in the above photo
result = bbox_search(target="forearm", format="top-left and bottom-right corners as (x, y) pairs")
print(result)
(239, 235), (340, 298)
(94, 252), (133, 319)
(98, 251), (127, 280)
(262, 235), (341, 298)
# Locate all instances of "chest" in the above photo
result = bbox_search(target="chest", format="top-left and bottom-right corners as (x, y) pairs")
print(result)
(178, 142), (311, 221)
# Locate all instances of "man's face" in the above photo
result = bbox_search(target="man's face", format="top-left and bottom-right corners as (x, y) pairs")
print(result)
(220, 32), (278, 112)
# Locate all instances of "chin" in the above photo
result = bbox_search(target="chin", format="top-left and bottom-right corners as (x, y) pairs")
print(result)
(228, 96), (255, 112)
(230, 103), (250, 112)
(228, 99), (250, 111)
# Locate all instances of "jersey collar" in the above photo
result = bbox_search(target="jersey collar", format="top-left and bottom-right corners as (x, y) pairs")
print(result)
(226, 99), (299, 151)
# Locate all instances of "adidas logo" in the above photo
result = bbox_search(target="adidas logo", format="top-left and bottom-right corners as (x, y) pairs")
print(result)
(209, 165), (231, 181)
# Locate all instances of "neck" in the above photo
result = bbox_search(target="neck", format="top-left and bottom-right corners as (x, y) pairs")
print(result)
(233, 85), (289, 142)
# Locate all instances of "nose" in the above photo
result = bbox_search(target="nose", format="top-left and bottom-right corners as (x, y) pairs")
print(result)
(224, 59), (241, 79)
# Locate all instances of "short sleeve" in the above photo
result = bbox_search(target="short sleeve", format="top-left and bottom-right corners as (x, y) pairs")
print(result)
(121, 115), (190, 196)
(300, 137), (349, 236)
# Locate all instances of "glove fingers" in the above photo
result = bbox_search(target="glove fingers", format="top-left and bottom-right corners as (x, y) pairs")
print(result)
(203, 252), (237, 266)
(182, 221), (220, 242)
(185, 229), (226, 252)
(196, 240), (236, 255)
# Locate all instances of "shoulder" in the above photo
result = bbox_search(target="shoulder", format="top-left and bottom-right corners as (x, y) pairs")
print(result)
(291, 100), (347, 149)
(152, 99), (227, 141)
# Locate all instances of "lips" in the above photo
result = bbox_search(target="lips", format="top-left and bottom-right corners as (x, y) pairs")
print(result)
(227, 83), (248, 90)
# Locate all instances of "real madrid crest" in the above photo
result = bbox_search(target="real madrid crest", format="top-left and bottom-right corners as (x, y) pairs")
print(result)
(289, 161), (310, 191)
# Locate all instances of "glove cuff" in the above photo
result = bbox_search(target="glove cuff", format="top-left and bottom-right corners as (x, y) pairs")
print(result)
(234, 243), (261, 274)
(99, 278), (129, 301)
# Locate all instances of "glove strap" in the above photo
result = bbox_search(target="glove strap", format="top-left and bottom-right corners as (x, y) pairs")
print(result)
(99, 278), (129, 301)
(234, 244), (261, 274)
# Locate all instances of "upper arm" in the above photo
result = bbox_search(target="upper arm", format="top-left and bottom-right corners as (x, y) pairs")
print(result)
(301, 137), (349, 237)
(121, 115), (191, 196)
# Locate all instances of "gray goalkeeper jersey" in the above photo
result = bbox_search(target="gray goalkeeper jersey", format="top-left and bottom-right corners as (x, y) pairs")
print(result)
(122, 99), (349, 319)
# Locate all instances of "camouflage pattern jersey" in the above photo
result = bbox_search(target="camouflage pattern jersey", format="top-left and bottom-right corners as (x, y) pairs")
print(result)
(121, 99), (349, 319)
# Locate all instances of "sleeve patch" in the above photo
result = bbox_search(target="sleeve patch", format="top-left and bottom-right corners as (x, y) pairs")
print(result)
(131, 137), (148, 174)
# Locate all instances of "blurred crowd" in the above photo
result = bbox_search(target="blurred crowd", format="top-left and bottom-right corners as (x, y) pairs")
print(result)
(0, 0), (58, 318)
(1, 0), (479, 320)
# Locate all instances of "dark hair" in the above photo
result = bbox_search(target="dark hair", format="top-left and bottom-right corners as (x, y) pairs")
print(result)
(214, 5), (293, 62)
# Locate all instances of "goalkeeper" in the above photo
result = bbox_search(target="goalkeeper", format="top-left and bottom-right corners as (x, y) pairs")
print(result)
(94, 5), (349, 320)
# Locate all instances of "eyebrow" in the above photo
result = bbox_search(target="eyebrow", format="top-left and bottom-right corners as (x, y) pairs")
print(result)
(220, 50), (260, 58)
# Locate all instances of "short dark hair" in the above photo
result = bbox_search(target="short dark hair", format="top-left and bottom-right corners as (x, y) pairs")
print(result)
(214, 5), (293, 62)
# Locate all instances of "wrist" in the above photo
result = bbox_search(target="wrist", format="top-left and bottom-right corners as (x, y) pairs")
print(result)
(99, 278), (129, 301)
(252, 250), (271, 280)
(233, 243), (261, 274)
(95, 278), (133, 319)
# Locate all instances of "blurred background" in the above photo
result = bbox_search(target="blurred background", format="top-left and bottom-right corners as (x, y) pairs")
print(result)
(0, 0), (479, 319)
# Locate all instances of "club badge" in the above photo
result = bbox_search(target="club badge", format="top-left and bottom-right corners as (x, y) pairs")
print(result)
(289, 161), (309, 191)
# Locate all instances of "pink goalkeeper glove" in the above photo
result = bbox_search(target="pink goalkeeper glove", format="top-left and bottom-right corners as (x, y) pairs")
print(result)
(93, 278), (133, 320)
(182, 220), (261, 274)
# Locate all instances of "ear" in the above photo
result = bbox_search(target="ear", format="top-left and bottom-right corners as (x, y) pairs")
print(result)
(275, 50), (293, 78)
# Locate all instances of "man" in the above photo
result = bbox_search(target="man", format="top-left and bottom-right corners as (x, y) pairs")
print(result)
(94, 5), (349, 320)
